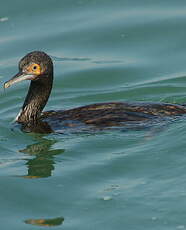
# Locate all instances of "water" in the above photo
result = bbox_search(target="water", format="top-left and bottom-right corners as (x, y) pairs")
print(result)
(1, 0), (186, 229)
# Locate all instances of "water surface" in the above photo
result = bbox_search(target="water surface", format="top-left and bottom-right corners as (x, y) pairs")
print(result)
(1, 0), (186, 229)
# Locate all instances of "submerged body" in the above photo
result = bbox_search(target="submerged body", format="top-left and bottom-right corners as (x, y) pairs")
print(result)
(4, 51), (186, 133)
(39, 101), (186, 132)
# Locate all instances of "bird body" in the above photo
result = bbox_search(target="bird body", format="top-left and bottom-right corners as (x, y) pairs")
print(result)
(4, 51), (186, 133)
(41, 101), (186, 125)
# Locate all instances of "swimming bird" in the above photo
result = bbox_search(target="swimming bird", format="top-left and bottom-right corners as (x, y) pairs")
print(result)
(4, 51), (186, 133)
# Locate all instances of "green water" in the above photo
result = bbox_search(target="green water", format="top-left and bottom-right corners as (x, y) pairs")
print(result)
(1, 0), (186, 229)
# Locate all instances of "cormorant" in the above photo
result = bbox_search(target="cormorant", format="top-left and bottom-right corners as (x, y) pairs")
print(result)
(4, 51), (186, 133)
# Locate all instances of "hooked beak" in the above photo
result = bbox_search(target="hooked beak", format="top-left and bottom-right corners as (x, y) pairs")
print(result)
(4, 72), (37, 89)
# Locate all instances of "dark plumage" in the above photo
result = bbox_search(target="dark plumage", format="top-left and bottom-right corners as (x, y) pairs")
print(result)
(4, 51), (186, 133)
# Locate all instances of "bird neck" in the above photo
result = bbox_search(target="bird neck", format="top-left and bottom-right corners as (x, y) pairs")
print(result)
(16, 73), (53, 124)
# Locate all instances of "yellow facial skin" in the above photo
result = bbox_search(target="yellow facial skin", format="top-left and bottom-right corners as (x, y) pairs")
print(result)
(26, 63), (42, 75)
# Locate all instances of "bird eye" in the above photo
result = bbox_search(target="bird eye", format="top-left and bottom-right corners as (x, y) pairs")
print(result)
(27, 63), (41, 75)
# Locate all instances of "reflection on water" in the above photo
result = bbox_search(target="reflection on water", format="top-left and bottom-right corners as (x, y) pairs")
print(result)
(20, 138), (64, 178)
(25, 216), (64, 227)
(52, 55), (122, 65)
(52, 55), (91, 62)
